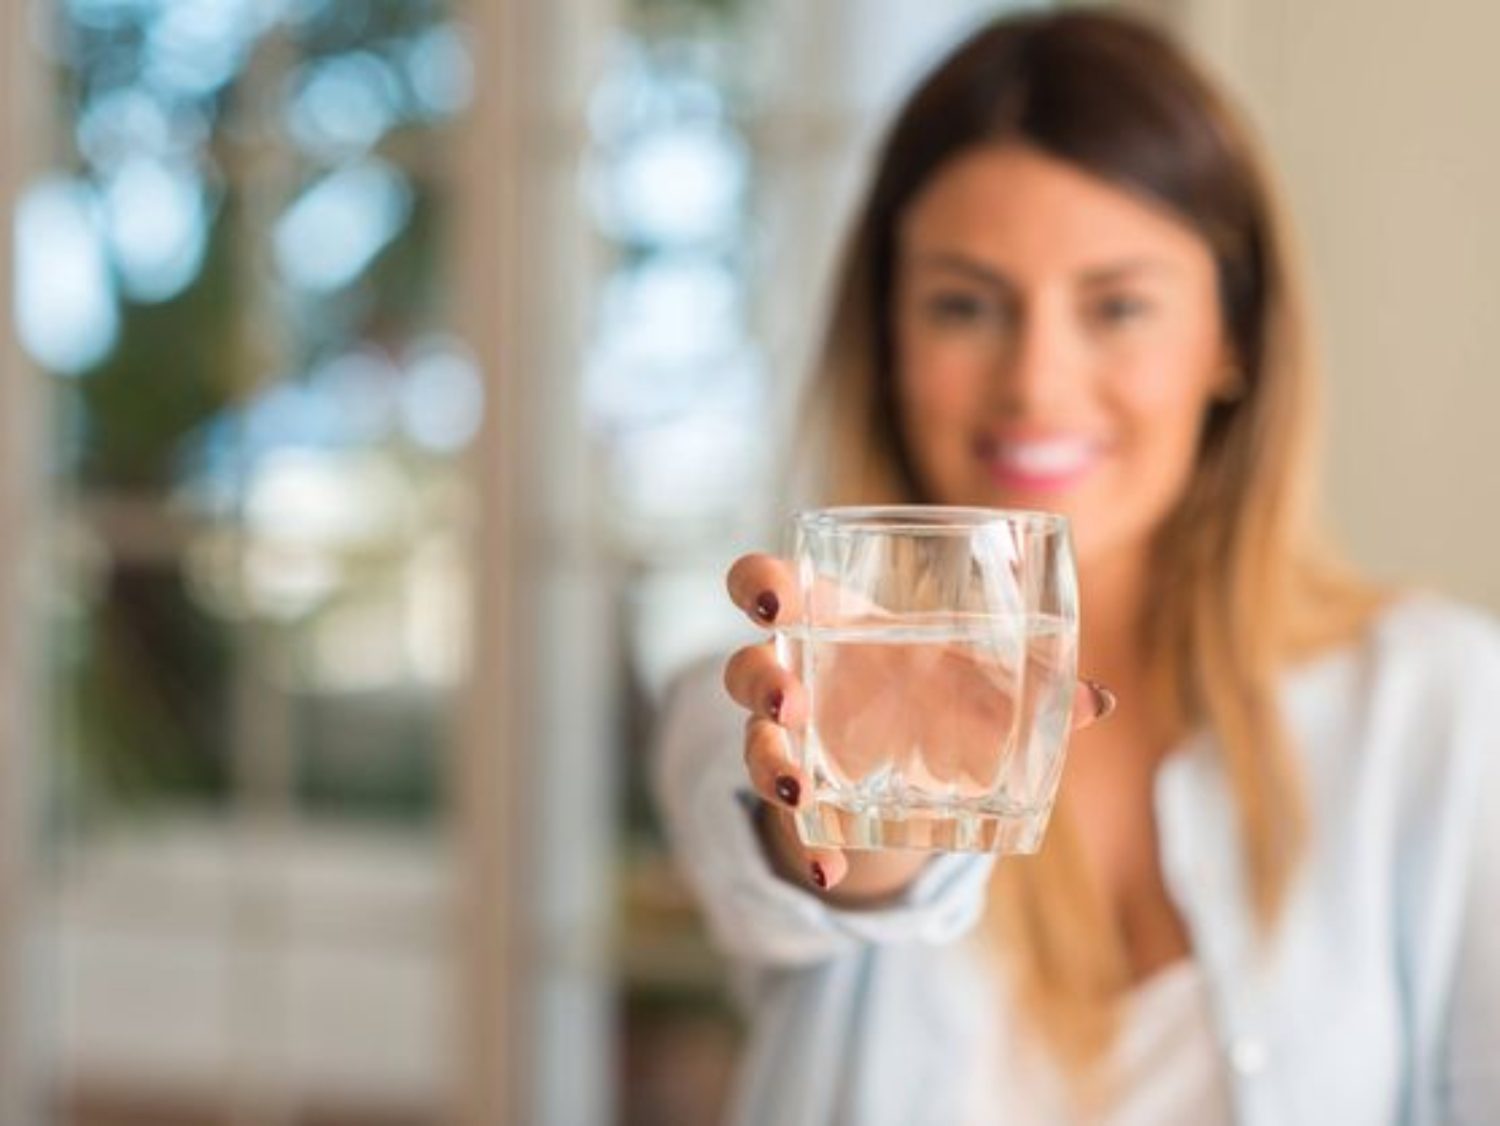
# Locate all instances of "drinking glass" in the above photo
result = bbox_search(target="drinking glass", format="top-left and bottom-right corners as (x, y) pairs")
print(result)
(774, 506), (1078, 854)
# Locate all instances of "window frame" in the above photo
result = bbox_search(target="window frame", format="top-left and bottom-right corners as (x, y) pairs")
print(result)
(1, 0), (43, 1115)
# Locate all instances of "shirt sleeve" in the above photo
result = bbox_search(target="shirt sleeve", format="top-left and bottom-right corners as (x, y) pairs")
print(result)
(650, 654), (996, 970)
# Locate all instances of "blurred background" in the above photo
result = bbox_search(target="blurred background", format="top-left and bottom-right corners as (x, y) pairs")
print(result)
(1, 0), (1496, 1122)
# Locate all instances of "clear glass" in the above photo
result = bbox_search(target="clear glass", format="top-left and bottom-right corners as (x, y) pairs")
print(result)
(775, 506), (1079, 853)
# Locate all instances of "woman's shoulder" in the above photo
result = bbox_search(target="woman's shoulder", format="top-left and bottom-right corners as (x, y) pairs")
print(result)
(1372, 590), (1500, 644)
(1293, 590), (1500, 694)
(1360, 592), (1500, 694)
(1283, 593), (1499, 785)
(1290, 593), (1500, 804)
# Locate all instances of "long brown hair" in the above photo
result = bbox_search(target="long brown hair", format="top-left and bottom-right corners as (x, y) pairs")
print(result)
(803, 8), (1385, 1085)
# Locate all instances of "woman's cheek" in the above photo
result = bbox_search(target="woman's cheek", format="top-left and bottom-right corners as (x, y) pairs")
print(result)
(1105, 355), (1221, 509)
(1107, 344), (1217, 429)
(906, 335), (993, 414)
(898, 358), (983, 494)
(1110, 318), (1223, 402)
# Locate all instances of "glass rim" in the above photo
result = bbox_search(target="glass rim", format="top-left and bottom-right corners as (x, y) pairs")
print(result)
(792, 505), (1069, 536)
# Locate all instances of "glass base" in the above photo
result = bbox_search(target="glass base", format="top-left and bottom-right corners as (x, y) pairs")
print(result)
(793, 798), (1051, 854)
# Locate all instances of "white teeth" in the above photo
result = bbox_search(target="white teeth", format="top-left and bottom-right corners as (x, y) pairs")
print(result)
(993, 439), (1097, 476)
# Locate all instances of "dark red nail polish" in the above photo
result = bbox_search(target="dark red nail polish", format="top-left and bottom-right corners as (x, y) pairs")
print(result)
(767, 689), (784, 723)
(775, 774), (800, 808)
(754, 591), (779, 623)
(810, 861), (828, 889)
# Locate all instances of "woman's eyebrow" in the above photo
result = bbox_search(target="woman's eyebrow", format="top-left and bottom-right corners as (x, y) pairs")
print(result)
(1077, 258), (1179, 285)
(908, 251), (1179, 287)
(906, 251), (1013, 290)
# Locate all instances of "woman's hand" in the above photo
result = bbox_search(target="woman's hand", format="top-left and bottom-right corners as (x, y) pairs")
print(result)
(722, 552), (1117, 906)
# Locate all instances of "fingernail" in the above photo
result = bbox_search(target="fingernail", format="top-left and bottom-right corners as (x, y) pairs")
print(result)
(810, 861), (828, 889)
(754, 591), (779, 623)
(767, 689), (784, 723)
(775, 774), (800, 808)
(1084, 678), (1117, 721)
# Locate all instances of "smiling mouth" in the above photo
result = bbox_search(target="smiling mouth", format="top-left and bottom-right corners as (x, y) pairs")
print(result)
(974, 434), (1104, 490)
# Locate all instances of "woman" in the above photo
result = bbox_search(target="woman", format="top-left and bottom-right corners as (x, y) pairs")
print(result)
(654, 10), (1499, 1123)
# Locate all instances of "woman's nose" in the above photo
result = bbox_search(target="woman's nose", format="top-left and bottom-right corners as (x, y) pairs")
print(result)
(992, 306), (1079, 417)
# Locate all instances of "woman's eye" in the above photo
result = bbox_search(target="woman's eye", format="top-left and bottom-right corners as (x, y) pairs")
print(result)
(923, 292), (997, 325)
(1090, 294), (1151, 326)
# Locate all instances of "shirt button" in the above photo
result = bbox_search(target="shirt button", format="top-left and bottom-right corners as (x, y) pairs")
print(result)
(1229, 1036), (1269, 1076)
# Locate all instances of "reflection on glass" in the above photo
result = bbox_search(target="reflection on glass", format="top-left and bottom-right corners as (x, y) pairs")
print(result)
(287, 50), (403, 158)
(594, 120), (748, 244)
(101, 156), (212, 301)
(584, 34), (763, 545)
(15, 177), (119, 374)
(275, 160), (415, 292)
(399, 337), (483, 453)
(588, 5), (763, 1123)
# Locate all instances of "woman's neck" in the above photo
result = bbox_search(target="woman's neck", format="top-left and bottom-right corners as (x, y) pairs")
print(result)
(1077, 547), (1152, 694)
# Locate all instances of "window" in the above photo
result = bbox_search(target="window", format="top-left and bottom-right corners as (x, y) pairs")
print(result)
(5, 0), (1033, 1120)
(17, 1), (477, 1118)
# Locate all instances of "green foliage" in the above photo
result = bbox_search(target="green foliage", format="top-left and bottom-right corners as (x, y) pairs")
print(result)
(69, 194), (246, 490)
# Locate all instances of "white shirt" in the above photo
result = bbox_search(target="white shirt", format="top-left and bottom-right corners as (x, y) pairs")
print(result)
(976, 957), (1231, 1126)
(652, 596), (1500, 1124)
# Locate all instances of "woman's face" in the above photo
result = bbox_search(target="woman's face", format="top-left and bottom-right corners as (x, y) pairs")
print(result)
(894, 143), (1235, 568)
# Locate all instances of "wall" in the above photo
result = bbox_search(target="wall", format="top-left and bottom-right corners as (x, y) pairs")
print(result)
(1166, 0), (1500, 612)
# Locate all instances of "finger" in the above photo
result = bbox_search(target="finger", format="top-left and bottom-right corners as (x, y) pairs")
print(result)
(804, 844), (849, 893)
(726, 553), (802, 627)
(723, 644), (807, 729)
(743, 715), (811, 810)
(760, 798), (850, 893)
(1071, 678), (1118, 730)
